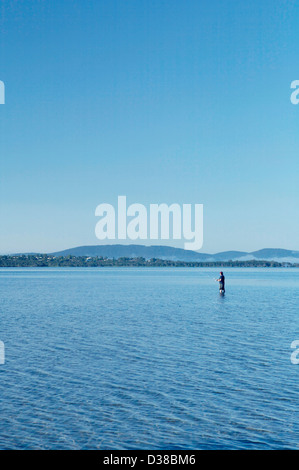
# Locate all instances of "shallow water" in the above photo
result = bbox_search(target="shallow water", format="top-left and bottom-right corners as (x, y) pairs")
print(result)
(0, 267), (298, 449)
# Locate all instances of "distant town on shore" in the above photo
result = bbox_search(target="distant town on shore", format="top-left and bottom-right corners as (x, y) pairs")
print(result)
(1, 245), (299, 267)
(0, 254), (298, 268)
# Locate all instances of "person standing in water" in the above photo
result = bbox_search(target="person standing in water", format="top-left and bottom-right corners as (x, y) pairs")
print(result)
(216, 271), (225, 293)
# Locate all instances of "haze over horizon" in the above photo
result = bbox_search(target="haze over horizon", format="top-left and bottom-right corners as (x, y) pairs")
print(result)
(1, 1), (298, 254)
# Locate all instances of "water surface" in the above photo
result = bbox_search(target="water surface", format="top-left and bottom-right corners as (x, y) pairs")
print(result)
(0, 268), (298, 449)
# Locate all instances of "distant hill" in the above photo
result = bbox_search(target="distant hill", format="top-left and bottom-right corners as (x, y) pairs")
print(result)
(52, 244), (211, 261)
(51, 245), (299, 263)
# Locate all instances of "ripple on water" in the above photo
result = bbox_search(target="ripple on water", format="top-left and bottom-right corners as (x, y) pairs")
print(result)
(0, 268), (299, 449)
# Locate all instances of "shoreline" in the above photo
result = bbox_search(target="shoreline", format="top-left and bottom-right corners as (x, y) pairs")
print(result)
(0, 255), (298, 268)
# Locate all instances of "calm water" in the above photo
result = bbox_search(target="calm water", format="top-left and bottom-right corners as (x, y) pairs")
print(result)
(0, 267), (298, 449)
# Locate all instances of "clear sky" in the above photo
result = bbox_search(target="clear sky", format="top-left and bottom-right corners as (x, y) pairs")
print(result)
(0, 0), (298, 254)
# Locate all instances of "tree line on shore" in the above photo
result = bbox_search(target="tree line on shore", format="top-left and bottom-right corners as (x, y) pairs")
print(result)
(0, 254), (297, 268)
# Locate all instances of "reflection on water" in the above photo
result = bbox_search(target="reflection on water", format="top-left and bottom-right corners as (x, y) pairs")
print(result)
(0, 268), (298, 449)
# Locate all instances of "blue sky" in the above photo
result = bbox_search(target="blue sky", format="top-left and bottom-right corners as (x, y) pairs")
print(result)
(0, 0), (298, 253)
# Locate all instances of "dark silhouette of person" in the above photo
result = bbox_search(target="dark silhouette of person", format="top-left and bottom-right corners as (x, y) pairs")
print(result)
(216, 272), (225, 293)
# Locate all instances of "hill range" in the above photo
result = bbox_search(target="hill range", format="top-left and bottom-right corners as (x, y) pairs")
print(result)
(51, 245), (299, 264)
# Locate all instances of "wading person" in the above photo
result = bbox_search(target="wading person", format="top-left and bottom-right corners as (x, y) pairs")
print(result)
(216, 271), (225, 293)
